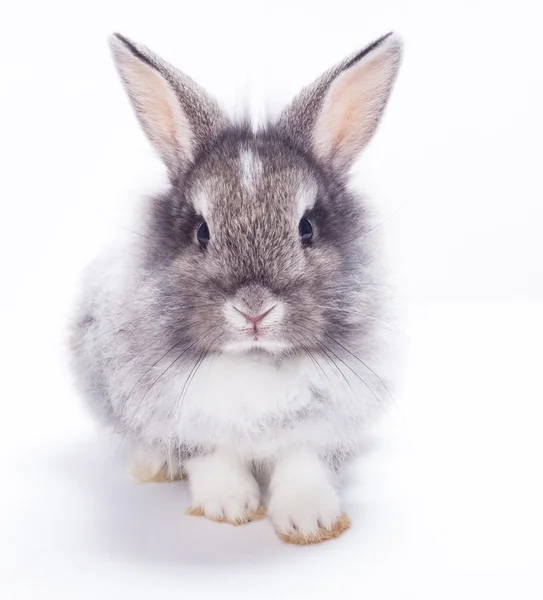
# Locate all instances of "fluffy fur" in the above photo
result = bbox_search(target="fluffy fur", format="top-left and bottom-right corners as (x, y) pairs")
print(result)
(69, 32), (403, 543)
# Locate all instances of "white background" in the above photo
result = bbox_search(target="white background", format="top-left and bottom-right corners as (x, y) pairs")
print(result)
(1, 0), (543, 598)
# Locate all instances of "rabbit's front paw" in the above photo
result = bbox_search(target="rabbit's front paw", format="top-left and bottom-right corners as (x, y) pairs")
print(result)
(268, 449), (350, 544)
(268, 483), (350, 544)
(186, 450), (263, 525)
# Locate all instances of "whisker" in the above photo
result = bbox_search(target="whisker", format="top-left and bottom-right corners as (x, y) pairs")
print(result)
(287, 333), (332, 390)
(83, 315), (213, 346)
(365, 200), (409, 234)
(306, 343), (353, 404)
(117, 225), (169, 257)
(314, 305), (407, 336)
(173, 334), (222, 428)
(323, 333), (406, 422)
(317, 343), (359, 402)
(316, 341), (386, 413)
(118, 225), (155, 242)
(168, 335), (225, 468)
(113, 328), (219, 454)
(113, 335), (187, 429)
(111, 324), (217, 437)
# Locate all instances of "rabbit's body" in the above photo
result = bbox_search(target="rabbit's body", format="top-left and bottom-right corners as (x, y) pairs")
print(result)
(70, 32), (402, 544)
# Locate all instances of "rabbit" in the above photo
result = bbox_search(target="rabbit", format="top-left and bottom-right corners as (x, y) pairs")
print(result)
(69, 31), (403, 545)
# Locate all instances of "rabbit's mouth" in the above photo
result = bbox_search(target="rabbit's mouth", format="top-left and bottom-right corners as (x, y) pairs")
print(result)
(222, 337), (293, 355)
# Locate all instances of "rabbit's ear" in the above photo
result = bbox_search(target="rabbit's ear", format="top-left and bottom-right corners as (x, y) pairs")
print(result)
(109, 33), (227, 177)
(279, 32), (402, 174)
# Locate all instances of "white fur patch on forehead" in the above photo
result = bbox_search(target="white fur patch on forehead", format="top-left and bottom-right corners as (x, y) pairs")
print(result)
(192, 186), (211, 218)
(295, 181), (318, 218)
(239, 149), (263, 193)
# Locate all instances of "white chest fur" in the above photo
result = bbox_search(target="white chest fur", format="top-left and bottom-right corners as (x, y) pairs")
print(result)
(174, 354), (315, 446)
(186, 354), (313, 421)
(139, 351), (365, 458)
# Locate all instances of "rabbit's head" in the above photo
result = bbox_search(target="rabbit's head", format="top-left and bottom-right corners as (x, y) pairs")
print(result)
(110, 33), (402, 355)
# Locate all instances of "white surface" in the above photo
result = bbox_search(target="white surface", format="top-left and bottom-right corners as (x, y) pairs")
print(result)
(1, 0), (543, 598)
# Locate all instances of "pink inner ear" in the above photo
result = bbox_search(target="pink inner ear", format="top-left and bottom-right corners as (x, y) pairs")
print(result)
(312, 44), (399, 170)
(113, 42), (194, 171)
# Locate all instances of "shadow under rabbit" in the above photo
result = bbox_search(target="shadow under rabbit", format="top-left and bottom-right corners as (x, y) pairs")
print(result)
(44, 433), (381, 567)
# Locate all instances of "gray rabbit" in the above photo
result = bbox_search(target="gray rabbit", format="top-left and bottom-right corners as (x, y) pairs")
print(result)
(69, 32), (403, 544)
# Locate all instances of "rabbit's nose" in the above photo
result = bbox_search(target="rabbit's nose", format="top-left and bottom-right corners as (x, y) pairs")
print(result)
(233, 305), (276, 326)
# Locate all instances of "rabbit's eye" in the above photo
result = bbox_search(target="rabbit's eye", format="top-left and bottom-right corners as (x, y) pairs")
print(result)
(197, 222), (210, 245)
(299, 218), (313, 244)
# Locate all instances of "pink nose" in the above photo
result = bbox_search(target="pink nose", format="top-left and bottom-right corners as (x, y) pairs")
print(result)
(234, 305), (275, 326)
